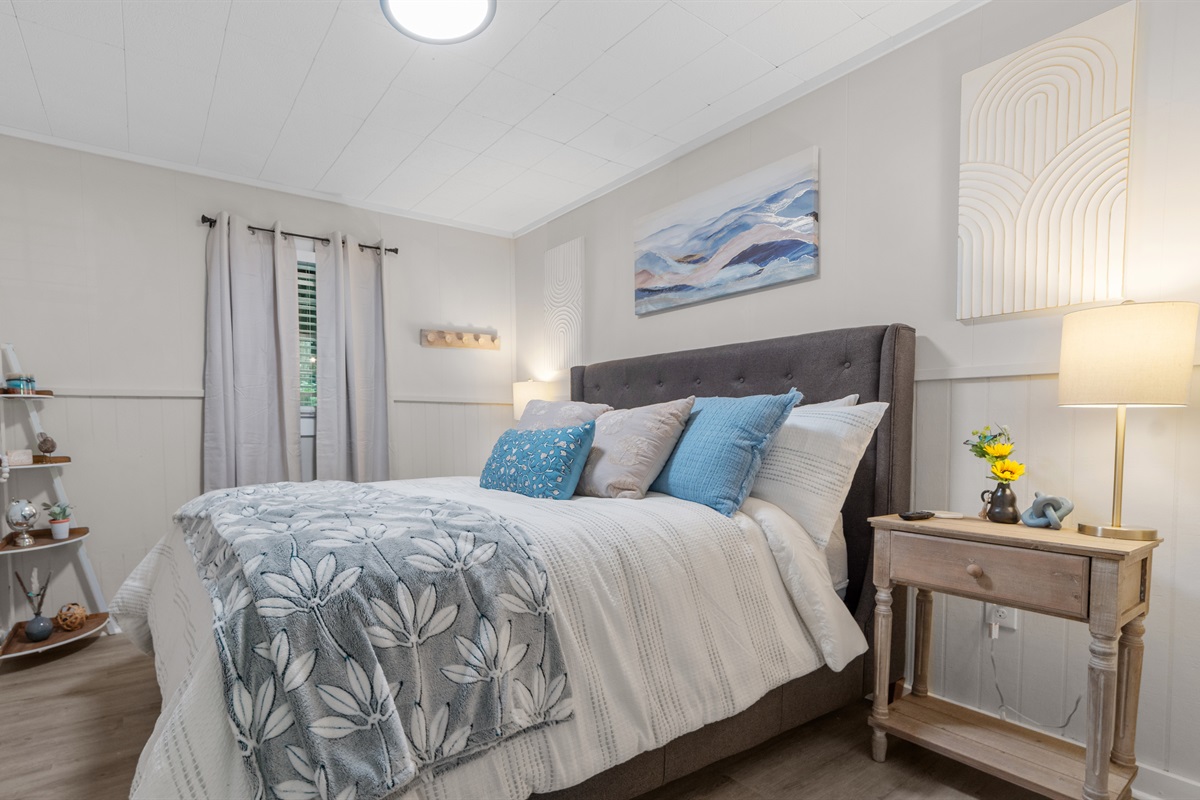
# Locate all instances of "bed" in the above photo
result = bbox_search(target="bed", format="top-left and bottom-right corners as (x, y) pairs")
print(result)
(112, 323), (915, 800)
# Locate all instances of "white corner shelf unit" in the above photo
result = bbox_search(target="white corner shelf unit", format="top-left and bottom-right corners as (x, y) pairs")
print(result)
(0, 343), (111, 660)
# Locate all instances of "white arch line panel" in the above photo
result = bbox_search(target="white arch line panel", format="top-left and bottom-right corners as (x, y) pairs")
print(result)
(957, 2), (1134, 320)
(544, 237), (585, 373)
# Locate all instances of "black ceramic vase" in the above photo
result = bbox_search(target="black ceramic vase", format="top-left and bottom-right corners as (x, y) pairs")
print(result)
(981, 482), (1020, 524)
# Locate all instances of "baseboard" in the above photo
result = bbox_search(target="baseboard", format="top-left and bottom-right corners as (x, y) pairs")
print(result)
(1132, 761), (1200, 799)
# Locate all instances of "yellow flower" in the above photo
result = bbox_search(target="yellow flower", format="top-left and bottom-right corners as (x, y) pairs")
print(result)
(990, 459), (1025, 484)
(983, 441), (1013, 459)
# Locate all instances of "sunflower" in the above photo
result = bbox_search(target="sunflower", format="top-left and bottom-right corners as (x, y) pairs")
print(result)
(982, 441), (1014, 459)
(990, 459), (1025, 484)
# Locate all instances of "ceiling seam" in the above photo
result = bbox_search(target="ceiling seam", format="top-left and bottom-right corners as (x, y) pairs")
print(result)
(12, 15), (52, 136)
(194, 0), (235, 168)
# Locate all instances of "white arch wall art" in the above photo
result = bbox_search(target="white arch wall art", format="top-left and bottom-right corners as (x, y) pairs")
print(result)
(957, 2), (1135, 320)
(544, 237), (584, 372)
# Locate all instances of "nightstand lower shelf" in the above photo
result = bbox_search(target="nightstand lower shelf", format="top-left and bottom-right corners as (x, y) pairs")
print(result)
(0, 612), (109, 660)
(874, 694), (1135, 800)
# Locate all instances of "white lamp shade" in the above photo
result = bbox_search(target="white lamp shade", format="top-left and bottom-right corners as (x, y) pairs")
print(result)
(512, 380), (554, 420)
(1059, 301), (1199, 407)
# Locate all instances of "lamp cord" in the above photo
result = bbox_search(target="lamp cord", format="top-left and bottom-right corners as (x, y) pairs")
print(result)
(989, 637), (1081, 731)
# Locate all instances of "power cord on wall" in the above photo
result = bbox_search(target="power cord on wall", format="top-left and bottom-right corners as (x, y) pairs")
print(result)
(988, 634), (1082, 731)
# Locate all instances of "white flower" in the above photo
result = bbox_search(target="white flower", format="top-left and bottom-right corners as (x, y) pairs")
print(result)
(366, 583), (458, 649)
(404, 530), (496, 574)
(497, 568), (552, 616)
(513, 668), (572, 726)
(407, 702), (471, 764)
(441, 617), (528, 685)
(255, 553), (362, 618)
(309, 658), (396, 741)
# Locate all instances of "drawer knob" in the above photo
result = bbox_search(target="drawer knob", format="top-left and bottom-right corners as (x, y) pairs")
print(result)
(966, 563), (984, 579)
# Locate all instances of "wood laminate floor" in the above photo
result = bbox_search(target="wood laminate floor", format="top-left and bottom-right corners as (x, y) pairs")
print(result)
(0, 635), (1038, 800)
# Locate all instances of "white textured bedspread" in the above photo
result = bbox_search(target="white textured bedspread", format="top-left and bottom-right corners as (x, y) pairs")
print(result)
(113, 478), (867, 800)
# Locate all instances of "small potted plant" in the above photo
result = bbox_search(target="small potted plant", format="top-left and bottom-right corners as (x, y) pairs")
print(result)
(42, 501), (72, 540)
(964, 425), (1026, 524)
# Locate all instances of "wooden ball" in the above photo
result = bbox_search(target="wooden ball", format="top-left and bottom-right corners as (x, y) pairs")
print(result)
(56, 602), (87, 631)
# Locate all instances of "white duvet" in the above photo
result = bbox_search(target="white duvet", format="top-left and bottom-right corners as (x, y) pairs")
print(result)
(112, 478), (867, 800)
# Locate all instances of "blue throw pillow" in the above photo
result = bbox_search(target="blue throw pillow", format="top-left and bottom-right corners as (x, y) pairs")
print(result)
(480, 421), (596, 499)
(649, 390), (801, 515)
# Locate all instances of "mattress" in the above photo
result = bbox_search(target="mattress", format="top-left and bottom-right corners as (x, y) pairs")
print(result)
(113, 477), (867, 800)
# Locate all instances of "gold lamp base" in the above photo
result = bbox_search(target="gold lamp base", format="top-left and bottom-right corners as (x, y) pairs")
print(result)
(1075, 522), (1159, 541)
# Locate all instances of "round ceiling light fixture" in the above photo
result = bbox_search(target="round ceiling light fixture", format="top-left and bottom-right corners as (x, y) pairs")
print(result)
(380, 0), (495, 44)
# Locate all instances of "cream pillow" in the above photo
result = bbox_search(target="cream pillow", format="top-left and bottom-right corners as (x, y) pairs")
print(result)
(800, 394), (858, 409)
(750, 402), (888, 548)
(576, 397), (695, 499)
(517, 399), (613, 430)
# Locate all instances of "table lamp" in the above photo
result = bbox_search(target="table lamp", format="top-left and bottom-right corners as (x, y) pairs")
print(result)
(512, 380), (554, 420)
(1058, 301), (1199, 539)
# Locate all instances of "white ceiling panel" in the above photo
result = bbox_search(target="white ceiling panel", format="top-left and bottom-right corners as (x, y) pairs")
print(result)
(368, 87), (455, 139)
(126, 52), (214, 164)
(458, 71), (551, 126)
(516, 95), (605, 144)
(2, 0), (975, 234)
(450, 0), (555, 68)
(430, 108), (511, 154)
(199, 96), (291, 177)
(316, 122), (422, 198)
(226, 0), (336, 55)
(673, 0), (779, 35)
(484, 127), (561, 168)
(122, 1), (226, 73)
(540, 0), (663, 52)
(782, 19), (889, 81)
(611, 38), (773, 135)
(414, 175), (496, 219)
(0, 13), (49, 134)
(733, 1), (858, 66)
(12, 0), (123, 47)
(533, 146), (608, 184)
(455, 155), (529, 189)
(393, 45), (490, 105)
(259, 109), (363, 189)
(867, 0), (959, 35)
(494, 21), (603, 93)
(570, 116), (653, 165)
(368, 161), (450, 209)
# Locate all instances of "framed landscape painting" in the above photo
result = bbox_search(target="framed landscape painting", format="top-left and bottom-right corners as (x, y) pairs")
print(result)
(634, 148), (819, 315)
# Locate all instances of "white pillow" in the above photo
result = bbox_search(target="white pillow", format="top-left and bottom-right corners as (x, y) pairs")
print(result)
(800, 394), (858, 409)
(750, 402), (888, 548)
(517, 399), (612, 430)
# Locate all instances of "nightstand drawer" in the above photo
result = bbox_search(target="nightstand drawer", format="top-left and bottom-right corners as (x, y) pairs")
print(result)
(889, 532), (1089, 619)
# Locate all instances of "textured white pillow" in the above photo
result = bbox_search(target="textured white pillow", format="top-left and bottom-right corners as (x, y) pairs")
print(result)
(800, 394), (858, 409)
(750, 402), (888, 548)
(576, 396), (695, 499)
(517, 399), (612, 430)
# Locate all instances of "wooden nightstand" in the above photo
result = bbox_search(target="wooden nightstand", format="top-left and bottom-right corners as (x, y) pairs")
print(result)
(868, 514), (1159, 800)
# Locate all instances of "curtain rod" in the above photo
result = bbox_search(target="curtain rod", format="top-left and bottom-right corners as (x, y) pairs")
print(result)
(201, 215), (399, 255)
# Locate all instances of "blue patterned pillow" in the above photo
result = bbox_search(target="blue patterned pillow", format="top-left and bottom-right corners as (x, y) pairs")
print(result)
(649, 390), (801, 516)
(480, 422), (596, 499)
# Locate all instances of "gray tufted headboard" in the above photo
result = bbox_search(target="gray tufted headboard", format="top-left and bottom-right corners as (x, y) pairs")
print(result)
(570, 324), (915, 621)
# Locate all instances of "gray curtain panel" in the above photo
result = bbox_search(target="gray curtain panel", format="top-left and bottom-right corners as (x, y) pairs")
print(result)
(203, 212), (301, 491)
(315, 233), (390, 482)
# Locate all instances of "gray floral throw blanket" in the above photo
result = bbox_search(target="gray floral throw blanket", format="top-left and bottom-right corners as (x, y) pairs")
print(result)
(176, 481), (572, 800)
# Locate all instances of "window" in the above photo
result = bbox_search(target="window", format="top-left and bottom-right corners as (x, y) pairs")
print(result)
(298, 247), (317, 409)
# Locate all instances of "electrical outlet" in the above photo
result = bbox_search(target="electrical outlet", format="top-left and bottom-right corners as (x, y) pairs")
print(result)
(985, 603), (1019, 631)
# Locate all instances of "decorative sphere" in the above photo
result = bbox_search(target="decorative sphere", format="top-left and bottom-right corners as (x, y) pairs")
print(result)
(6, 499), (38, 533)
(56, 603), (87, 631)
(36, 432), (57, 455)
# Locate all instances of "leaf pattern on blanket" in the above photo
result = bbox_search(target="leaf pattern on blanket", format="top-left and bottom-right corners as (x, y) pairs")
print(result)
(176, 481), (571, 800)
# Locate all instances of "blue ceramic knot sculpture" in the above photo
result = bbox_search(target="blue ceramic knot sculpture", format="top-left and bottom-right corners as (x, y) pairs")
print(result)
(1021, 492), (1074, 530)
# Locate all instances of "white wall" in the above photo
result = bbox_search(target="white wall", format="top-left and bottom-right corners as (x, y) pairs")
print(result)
(0, 133), (514, 633)
(513, 0), (1200, 792)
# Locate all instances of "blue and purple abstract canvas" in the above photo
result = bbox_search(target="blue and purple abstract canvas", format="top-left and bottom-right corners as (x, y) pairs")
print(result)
(633, 148), (819, 315)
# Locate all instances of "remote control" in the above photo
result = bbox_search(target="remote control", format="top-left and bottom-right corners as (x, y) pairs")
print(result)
(899, 510), (935, 521)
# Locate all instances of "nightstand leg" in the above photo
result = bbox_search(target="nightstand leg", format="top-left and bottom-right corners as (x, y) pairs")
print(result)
(913, 588), (933, 697)
(871, 585), (894, 762)
(1084, 632), (1120, 800)
(1112, 614), (1146, 769)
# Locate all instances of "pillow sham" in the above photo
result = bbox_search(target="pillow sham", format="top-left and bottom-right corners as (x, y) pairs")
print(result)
(750, 402), (888, 548)
(650, 389), (801, 516)
(800, 393), (859, 409)
(516, 399), (613, 430)
(480, 421), (596, 500)
(576, 396), (696, 499)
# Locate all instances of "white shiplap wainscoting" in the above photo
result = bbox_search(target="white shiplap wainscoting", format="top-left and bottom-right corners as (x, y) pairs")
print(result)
(911, 369), (1200, 797)
(389, 398), (513, 480)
